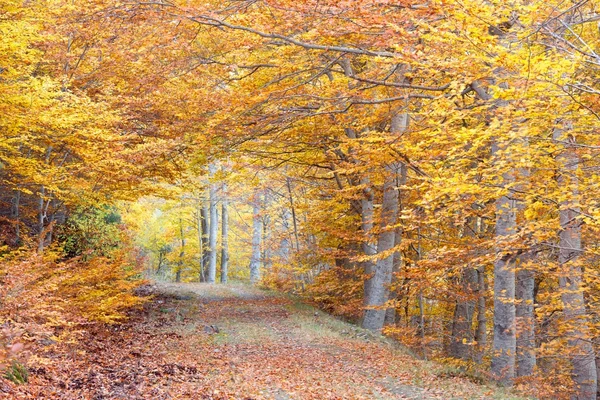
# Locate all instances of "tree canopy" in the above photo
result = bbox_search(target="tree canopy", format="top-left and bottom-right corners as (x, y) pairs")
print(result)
(2, 0), (600, 398)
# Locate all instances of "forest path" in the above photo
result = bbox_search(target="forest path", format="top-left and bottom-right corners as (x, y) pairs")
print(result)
(118, 282), (515, 400)
(17, 282), (521, 399)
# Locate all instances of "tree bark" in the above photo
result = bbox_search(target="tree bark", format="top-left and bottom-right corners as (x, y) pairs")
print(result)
(37, 184), (46, 254)
(278, 208), (292, 262)
(469, 31), (517, 384)
(220, 187), (229, 283)
(176, 217), (185, 283)
(475, 264), (487, 364)
(157, 249), (166, 275)
(515, 137), (537, 377)
(196, 207), (205, 282)
(262, 192), (272, 270)
(385, 165), (407, 326)
(207, 164), (218, 283)
(384, 227), (403, 326)
(490, 141), (517, 386)
(449, 266), (477, 360)
(362, 112), (406, 332)
(200, 202), (210, 282)
(37, 146), (53, 254)
(515, 256), (536, 377)
(249, 191), (262, 284)
(286, 177), (300, 251)
(362, 166), (399, 332)
(361, 176), (376, 311)
(449, 217), (479, 360)
(416, 227), (426, 359)
(11, 189), (21, 246)
(554, 129), (597, 400)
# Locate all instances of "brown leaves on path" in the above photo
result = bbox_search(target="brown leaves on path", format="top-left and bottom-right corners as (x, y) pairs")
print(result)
(4, 283), (516, 399)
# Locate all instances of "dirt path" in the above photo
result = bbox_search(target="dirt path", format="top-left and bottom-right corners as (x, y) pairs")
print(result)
(12, 282), (522, 399)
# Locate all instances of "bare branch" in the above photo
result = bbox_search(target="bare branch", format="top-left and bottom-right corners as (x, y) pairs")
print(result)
(187, 15), (400, 58)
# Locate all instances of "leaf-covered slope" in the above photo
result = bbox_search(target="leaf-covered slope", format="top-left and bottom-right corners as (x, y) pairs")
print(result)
(8, 282), (526, 399)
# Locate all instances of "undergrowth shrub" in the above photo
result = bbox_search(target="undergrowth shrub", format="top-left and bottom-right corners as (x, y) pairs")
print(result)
(4, 360), (28, 384)
(0, 206), (146, 379)
(58, 205), (122, 259)
(302, 267), (363, 321)
(262, 261), (305, 292)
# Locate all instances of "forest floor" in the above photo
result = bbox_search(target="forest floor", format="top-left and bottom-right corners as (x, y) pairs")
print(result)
(6, 282), (526, 399)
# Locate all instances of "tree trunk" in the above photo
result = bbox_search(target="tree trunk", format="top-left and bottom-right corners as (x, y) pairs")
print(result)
(157, 249), (166, 275)
(286, 177), (300, 251)
(416, 227), (426, 359)
(449, 266), (478, 360)
(196, 208), (205, 282)
(201, 202), (210, 281)
(449, 217), (479, 360)
(361, 176), (376, 311)
(362, 166), (400, 332)
(249, 191), (262, 284)
(37, 146), (53, 254)
(515, 257), (536, 377)
(385, 165), (407, 326)
(278, 208), (291, 262)
(37, 184), (46, 254)
(384, 227), (403, 326)
(362, 112), (406, 332)
(262, 192), (272, 270)
(490, 141), (517, 386)
(176, 217), (185, 283)
(515, 137), (537, 377)
(12, 189), (21, 246)
(220, 189), (229, 283)
(475, 264), (487, 364)
(554, 129), (597, 400)
(207, 164), (218, 283)
(468, 43), (517, 383)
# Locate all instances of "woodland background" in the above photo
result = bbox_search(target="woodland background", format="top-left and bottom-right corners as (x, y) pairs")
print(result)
(2, 0), (600, 398)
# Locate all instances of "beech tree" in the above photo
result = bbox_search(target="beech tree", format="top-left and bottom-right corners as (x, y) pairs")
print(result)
(6, 0), (600, 397)
(221, 183), (230, 283)
(250, 191), (263, 284)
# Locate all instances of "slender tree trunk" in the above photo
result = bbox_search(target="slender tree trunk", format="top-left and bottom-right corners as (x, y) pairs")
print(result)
(361, 176), (376, 309)
(554, 129), (597, 400)
(12, 189), (21, 245)
(279, 209), (291, 262)
(37, 184), (46, 254)
(176, 217), (185, 283)
(201, 202), (210, 281)
(475, 264), (487, 364)
(469, 27), (520, 385)
(249, 191), (262, 283)
(515, 256), (536, 377)
(12, 144), (24, 246)
(37, 146), (53, 254)
(262, 192), (272, 270)
(384, 227), (403, 326)
(385, 165), (407, 326)
(220, 191), (229, 283)
(157, 251), (165, 275)
(515, 138), (537, 377)
(362, 166), (399, 332)
(449, 217), (479, 360)
(207, 164), (218, 283)
(286, 177), (300, 251)
(416, 227), (426, 359)
(362, 112), (406, 332)
(449, 266), (477, 360)
(490, 140), (517, 386)
(417, 289), (426, 358)
(196, 208), (205, 282)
